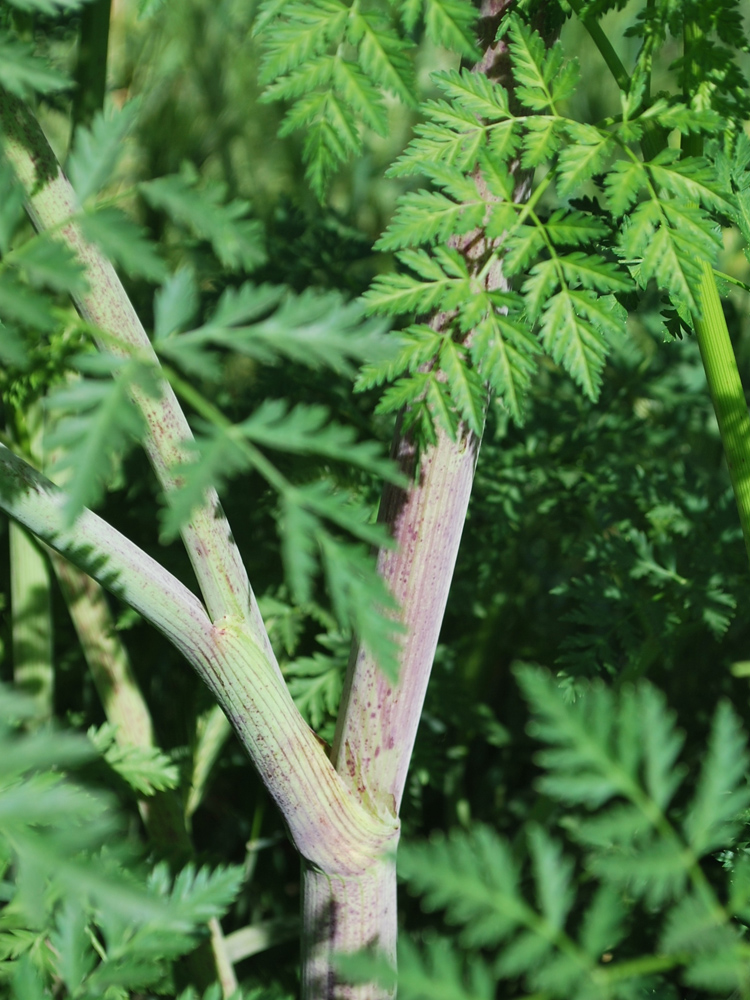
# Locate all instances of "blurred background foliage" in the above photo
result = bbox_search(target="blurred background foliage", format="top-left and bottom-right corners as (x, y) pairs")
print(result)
(2, 0), (750, 995)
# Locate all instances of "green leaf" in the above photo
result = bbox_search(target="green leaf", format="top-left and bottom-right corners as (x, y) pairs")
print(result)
(356, 324), (442, 391)
(347, 9), (416, 107)
(521, 116), (562, 167)
(579, 886), (626, 959)
(280, 496), (320, 604)
(538, 289), (609, 400)
(0, 33), (70, 98)
(67, 103), (138, 204)
(543, 210), (609, 249)
(159, 423), (250, 541)
(439, 338), (485, 435)
(226, 290), (392, 375)
(46, 353), (157, 521)
(49, 899), (94, 995)
(320, 535), (402, 682)
(239, 399), (403, 483)
(528, 826), (573, 932)
(140, 166), (265, 272)
(470, 310), (539, 424)
(682, 701), (750, 854)
(365, 247), (472, 315)
(506, 16), (570, 112)
(256, 0), (348, 83)
(432, 67), (510, 120)
(399, 825), (527, 946)
(89, 724), (180, 797)
(604, 157), (645, 217)
(8, 235), (87, 296)
(648, 151), (735, 213)
(153, 269), (199, 342)
(0, 274), (57, 331)
(285, 639), (346, 729)
(376, 189), (484, 252)
(421, 0), (480, 60)
(0, 322), (28, 367)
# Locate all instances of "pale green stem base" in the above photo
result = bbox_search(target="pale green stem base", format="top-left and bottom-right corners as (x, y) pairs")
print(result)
(302, 855), (397, 1000)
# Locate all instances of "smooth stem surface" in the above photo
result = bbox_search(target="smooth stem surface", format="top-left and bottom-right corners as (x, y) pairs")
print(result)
(302, 857), (397, 1000)
(566, 0), (630, 92)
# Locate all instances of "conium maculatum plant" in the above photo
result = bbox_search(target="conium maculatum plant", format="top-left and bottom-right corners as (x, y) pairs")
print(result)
(2, 0), (750, 998)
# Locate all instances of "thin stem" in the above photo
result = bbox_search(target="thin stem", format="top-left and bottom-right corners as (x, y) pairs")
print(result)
(0, 444), (398, 877)
(678, 17), (750, 565)
(566, 0), (631, 92)
(693, 260), (750, 562)
(0, 89), (264, 638)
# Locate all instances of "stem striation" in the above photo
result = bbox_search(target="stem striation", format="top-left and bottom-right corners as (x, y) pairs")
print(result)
(0, 88), (264, 638)
(0, 444), (398, 878)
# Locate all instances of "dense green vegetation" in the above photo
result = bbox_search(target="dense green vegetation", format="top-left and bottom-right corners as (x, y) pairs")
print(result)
(2, 0), (750, 998)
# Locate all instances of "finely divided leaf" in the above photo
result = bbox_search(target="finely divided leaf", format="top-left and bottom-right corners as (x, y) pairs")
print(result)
(420, 0), (479, 59)
(141, 166), (265, 272)
(0, 34), (70, 98)
(68, 104), (138, 204)
(153, 269), (199, 342)
(682, 701), (750, 854)
(376, 189), (485, 251)
(46, 353), (158, 521)
(239, 399), (402, 482)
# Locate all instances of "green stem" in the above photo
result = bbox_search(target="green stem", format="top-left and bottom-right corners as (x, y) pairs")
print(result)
(0, 88), (263, 635)
(566, 0), (630, 92)
(693, 260), (750, 562)
(574, 6), (750, 569)
(0, 444), (398, 878)
(679, 17), (750, 564)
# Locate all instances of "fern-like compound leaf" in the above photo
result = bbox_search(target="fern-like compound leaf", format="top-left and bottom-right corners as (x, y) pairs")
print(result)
(0, 33), (69, 98)
(67, 103), (138, 205)
(141, 166), (265, 272)
(46, 353), (160, 522)
(682, 700), (750, 854)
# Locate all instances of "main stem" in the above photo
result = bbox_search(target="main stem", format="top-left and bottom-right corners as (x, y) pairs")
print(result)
(308, 4), (554, 997)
